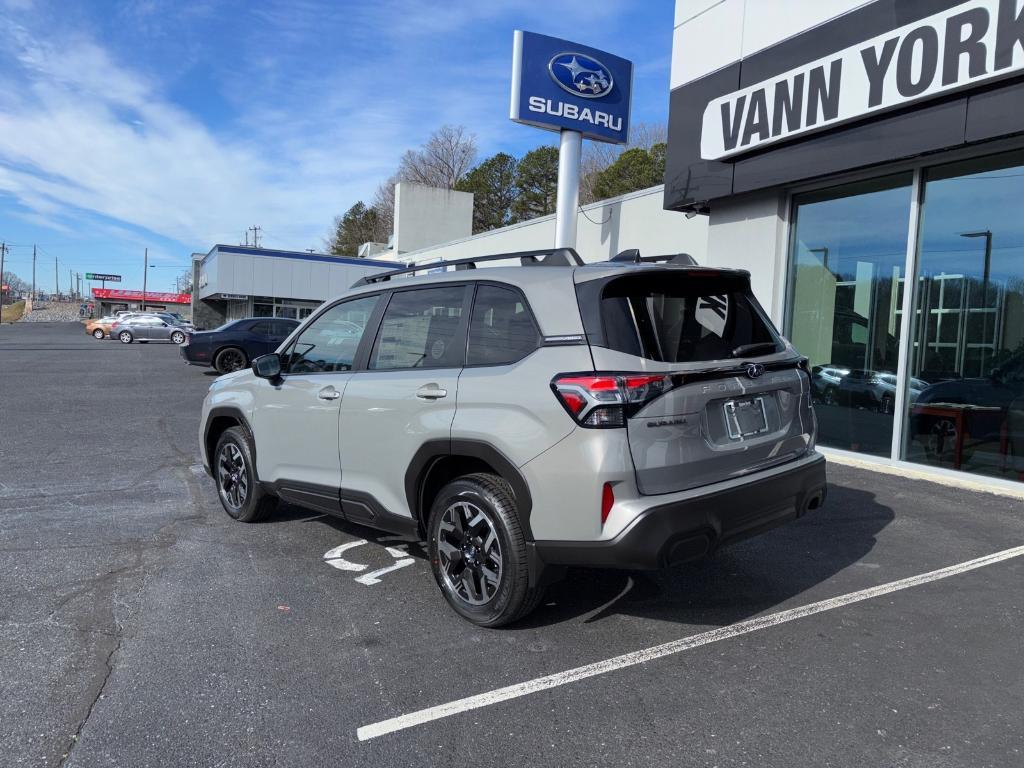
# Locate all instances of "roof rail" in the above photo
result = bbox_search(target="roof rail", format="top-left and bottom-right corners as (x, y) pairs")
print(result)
(352, 247), (584, 287)
(610, 249), (698, 267)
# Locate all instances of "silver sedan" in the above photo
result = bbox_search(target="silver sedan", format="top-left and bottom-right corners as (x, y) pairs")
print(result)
(113, 315), (189, 345)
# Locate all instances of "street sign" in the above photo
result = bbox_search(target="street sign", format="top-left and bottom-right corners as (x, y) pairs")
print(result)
(86, 272), (122, 282)
(510, 31), (633, 145)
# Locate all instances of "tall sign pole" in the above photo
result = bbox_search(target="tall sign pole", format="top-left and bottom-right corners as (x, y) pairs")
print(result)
(142, 248), (148, 310)
(554, 130), (582, 248)
(510, 31), (632, 252)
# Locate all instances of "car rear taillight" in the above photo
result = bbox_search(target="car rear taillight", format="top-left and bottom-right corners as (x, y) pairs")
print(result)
(551, 373), (671, 428)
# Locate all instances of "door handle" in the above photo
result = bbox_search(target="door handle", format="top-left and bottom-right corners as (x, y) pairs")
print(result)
(318, 386), (341, 401)
(415, 384), (448, 400)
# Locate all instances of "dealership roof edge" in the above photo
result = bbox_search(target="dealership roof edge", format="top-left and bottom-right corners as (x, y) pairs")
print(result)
(202, 244), (402, 269)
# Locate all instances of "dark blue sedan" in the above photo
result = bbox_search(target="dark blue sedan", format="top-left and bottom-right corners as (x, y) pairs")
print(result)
(180, 317), (300, 374)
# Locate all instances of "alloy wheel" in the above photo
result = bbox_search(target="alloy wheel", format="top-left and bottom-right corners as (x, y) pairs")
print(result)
(437, 500), (503, 605)
(219, 349), (246, 373)
(217, 442), (249, 511)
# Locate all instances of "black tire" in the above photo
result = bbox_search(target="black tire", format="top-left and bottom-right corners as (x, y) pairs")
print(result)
(427, 473), (544, 627)
(213, 426), (277, 523)
(92, 328), (104, 339)
(170, 330), (186, 345)
(118, 331), (133, 344)
(215, 347), (248, 374)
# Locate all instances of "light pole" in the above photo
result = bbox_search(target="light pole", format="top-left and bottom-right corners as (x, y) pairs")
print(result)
(808, 246), (831, 272)
(960, 230), (993, 371)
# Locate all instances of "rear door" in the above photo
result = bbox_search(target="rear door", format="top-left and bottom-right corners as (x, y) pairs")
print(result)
(577, 269), (814, 495)
(338, 284), (470, 525)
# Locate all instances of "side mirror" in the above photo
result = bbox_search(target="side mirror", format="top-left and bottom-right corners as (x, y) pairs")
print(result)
(252, 353), (283, 383)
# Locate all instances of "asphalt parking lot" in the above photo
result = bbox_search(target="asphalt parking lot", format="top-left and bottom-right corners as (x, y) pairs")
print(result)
(2, 321), (1023, 768)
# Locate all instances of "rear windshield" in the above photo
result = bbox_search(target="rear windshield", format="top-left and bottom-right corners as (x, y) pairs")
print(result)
(596, 273), (782, 362)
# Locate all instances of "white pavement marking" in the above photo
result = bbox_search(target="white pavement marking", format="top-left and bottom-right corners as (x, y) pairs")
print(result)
(322, 540), (369, 572)
(354, 558), (415, 585)
(357, 544), (1024, 741)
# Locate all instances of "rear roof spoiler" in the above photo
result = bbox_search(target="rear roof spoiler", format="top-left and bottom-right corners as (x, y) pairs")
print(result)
(609, 250), (698, 267)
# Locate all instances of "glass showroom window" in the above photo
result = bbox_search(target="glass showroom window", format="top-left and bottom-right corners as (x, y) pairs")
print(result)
(903, 150), (1024, 483)
(788, 174), (913, 456)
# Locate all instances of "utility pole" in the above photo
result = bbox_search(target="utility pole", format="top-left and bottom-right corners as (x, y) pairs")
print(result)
(69, 269), (74, 300)
(31, 245), (36, 301)
(248, 226), (262, 248)
(55, 255), (59, 299)
(142, 248), (148, 310)
(76, 272), (82, 300)
(0, 242), (7, 320)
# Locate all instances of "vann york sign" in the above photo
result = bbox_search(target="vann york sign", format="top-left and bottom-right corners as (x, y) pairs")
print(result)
(701, 0), (1024, 160)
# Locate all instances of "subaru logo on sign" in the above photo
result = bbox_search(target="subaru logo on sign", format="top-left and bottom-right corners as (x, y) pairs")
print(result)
(745, 363), (766, 379)
(548, 53), (614, 99)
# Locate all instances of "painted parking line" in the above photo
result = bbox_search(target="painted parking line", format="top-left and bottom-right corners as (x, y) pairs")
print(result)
(357, 543), (1024, 742)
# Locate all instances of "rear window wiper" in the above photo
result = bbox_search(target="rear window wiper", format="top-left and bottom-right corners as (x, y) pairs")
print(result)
(731, 342), (779, 358)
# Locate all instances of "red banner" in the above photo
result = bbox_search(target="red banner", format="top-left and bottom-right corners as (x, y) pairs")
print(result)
(92, 288), (191, 304)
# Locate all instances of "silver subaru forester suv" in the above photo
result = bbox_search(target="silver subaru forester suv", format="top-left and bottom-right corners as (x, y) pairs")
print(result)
(199, 248), (826, 626)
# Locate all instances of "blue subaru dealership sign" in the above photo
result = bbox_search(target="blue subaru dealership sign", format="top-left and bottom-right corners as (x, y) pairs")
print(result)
(510, 31), (632, 145)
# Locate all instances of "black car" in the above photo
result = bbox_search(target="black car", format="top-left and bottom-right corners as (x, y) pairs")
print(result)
(180, 317), (300, 374)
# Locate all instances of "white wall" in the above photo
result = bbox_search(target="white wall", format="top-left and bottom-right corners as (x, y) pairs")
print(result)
(201, 250), (395, 302)
(394, 183), (474, 254)
(671, 0), (872, 89)
(705, 190), (788, 323)
(398, 185), (709, 266)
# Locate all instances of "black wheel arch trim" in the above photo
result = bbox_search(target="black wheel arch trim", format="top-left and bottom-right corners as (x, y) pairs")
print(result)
(405, 439), (535, 540)
(204, 406), (256, 479)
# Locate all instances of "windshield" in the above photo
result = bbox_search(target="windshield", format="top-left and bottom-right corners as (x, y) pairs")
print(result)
(596, 272), (783, 363)
(212, 320), (243, 332)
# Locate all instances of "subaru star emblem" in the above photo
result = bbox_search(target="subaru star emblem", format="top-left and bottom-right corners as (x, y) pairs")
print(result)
(745, 363), (766, 379)
(548, 52), (614, 99)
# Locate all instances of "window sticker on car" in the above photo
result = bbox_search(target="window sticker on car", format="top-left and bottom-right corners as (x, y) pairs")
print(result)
(696, 295), (729, 337)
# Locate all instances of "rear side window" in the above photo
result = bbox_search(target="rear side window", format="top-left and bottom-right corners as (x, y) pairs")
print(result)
(597, 273), (781, 362)
(467, 285), (540, 366)
(370, 286), (467, 370)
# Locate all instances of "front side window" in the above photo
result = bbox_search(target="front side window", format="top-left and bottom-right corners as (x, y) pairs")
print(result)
(286, 295), (379, 374)
(467, 285), (540, 366)
(370, 286), (467, 370)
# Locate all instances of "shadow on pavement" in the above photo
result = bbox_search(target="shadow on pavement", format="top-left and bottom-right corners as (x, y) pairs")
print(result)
(266, 482), (893, 631)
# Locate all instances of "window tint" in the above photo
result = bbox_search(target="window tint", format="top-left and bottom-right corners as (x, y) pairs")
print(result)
(250, 321), (273, 335)
(286, 295), (379, 373)
(598, 273), (781, 363)
(271, 320), (297, 337)
(467, 285), (539, 366)
(370, 286), (466, 370)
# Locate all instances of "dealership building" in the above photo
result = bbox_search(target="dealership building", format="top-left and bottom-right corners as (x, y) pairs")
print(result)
(664, 0), (1024, 489)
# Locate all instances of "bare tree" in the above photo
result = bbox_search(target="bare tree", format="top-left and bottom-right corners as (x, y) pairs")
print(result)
(580, 121), (668, 204)
(397, 124), (477, 190)
(371, 176), (398, 243)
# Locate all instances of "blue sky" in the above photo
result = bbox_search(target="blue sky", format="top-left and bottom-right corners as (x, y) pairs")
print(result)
(0, 0), (673, 293)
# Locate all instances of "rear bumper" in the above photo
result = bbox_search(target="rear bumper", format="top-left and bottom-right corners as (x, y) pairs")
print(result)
(180, 345), (210, 366)
(533, 452), (827, 571)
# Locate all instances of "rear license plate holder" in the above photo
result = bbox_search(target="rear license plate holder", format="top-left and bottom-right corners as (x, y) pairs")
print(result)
(724, 397), (768, 439)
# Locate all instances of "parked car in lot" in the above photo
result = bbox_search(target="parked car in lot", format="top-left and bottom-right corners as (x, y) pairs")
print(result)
(198, 248), (826, 626)
(810, 364), (850, 404)
(837, 369), (927, 413)
(112, 315), (189, 345)
(181, 317), (300, 373)
(84, 316), (117, 339)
